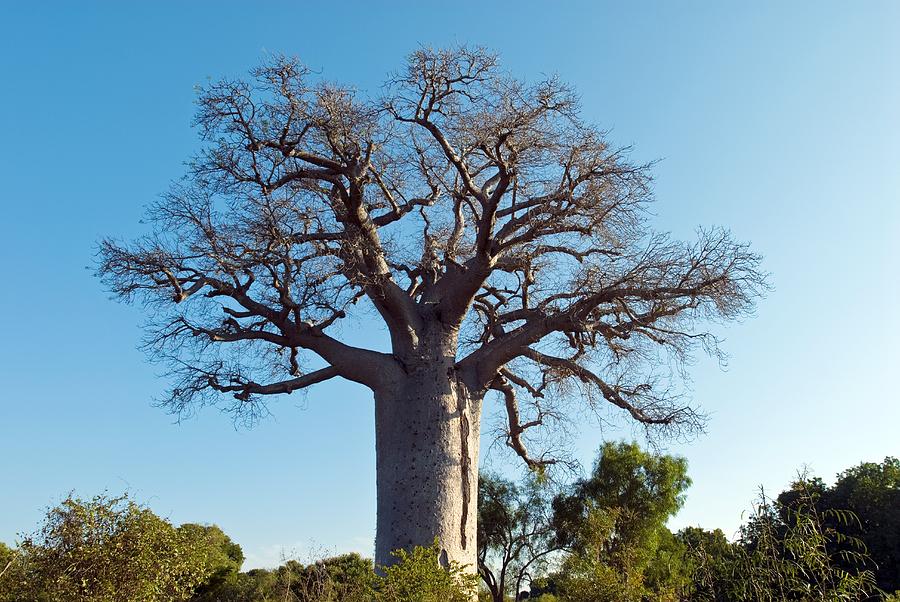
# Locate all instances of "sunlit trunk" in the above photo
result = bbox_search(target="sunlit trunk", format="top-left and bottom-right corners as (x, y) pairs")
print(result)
(374, 355), (482, 591)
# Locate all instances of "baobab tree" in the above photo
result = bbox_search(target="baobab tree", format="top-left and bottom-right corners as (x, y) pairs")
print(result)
(99, 47), (766, 580)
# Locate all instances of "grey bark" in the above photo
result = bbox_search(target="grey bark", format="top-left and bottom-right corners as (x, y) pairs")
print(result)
(374, 348), (482, 573)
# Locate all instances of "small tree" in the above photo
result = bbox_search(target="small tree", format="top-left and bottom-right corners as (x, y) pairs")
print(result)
(99, 46), (766, 578)
(552, 442), (691, 558)
(550, 442), (692, 601)
(478, 473), (560, 601)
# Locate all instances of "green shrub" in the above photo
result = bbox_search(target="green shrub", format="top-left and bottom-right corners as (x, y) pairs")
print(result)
(377, 540), (478, 602)
(1, 494), (234, 602)
(189, 541), (476, 602)
(687, 485), (878, 601)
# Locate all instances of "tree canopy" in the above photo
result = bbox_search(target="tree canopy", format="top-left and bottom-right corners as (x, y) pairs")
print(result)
(99, 46), (766, 458)
(552, 441), (691, 555)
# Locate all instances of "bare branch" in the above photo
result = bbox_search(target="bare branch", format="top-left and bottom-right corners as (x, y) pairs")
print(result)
(208, 366), (340, 401)
(99, 47), (765, 453)
(490, 375), (558, 471)
(522, 349), (693, 426)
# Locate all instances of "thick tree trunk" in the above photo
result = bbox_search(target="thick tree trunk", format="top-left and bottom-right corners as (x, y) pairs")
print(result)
(374, 358), (482, 582)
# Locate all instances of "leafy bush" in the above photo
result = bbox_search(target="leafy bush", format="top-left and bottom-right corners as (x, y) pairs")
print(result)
(377, 540), (479, 602)
(190, 541), (476, 602)
(687, 484), (878, 601)
(0, 494), (236, 602)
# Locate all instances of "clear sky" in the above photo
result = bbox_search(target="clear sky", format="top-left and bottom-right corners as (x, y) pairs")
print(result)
(1, 2), (898, 569)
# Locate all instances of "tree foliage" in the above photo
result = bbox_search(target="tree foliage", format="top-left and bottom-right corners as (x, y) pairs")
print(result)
(776, 457), (900, 595)
(200, 554), (377, 602)
(687, 484), (878, 601)
(0, 494), (234, 602)
(548, 442), (691, 601)
(178, 523), (246, 598)
(477, 442), (693, 601)
(378, 541), (479, 602)
(0, 542), (18, 601)
(0, 498), (476, 602)
(552, 441), (691, 556)
(192, 544), (476, 602)
(3, 452), (896, 601)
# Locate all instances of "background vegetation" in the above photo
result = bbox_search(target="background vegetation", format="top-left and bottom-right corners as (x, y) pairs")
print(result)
(2, 444), (897, 602)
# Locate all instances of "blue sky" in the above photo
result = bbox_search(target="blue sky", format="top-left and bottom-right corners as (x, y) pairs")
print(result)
(1, 2), (898, 568)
